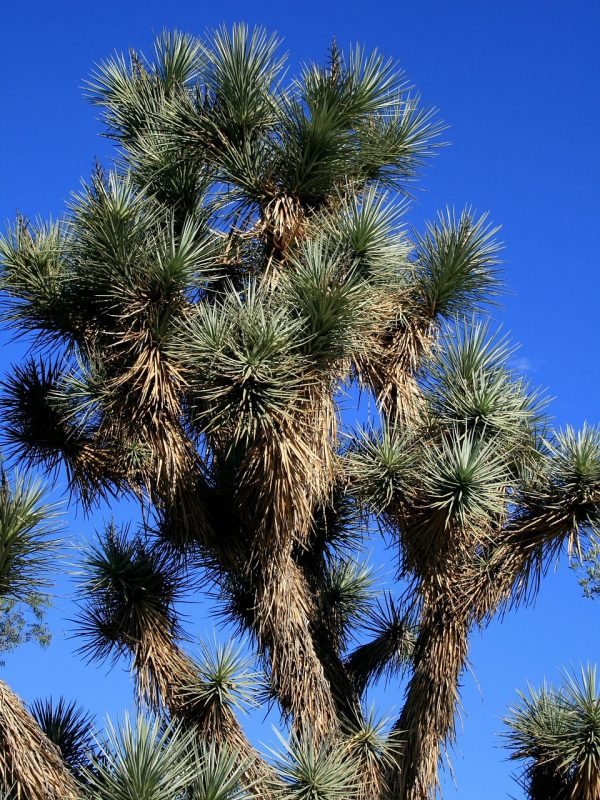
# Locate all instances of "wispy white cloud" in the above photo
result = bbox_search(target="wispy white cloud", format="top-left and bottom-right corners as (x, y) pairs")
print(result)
(509, 356), (540, 374)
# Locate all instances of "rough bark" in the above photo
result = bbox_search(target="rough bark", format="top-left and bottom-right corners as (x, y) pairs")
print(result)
(0, 680), (80, 800)
(390, 591), (470, 800)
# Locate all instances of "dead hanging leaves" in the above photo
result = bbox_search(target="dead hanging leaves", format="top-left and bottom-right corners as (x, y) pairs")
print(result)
(0, 680), (80, 800)
(259, 194), (306, 258)
(235, 384), (342, 743)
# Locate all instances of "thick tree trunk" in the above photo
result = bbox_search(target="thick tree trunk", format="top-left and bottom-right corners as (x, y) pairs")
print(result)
(0, 679), (80, 800)
(390, 513), (582, 800)
(164, 487), (341, 745)
(255, 548), (339, 741)
(163, 437), (341, 744)
(391, 598), (470, 800)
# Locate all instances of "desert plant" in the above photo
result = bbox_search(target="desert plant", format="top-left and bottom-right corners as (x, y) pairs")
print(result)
(504, 665), (600, 800)
(1, 25), (598, 800)
(0, 473), (79, 799)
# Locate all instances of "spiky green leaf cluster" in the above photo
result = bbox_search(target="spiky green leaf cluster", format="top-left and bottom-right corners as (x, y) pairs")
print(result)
(83, 715), (199, 800)
(0, 471), (59, 606)
(273, 728), (360, 800)
(186, 640), (262, 715)
(504, 666), (600, 800)
(30, 697), (96, 776)
(75, 524), (187, 665)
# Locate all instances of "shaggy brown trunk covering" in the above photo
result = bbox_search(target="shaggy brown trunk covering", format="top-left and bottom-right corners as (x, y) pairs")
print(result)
(391, 594), (470, 800)
(0, 680), (80, 800)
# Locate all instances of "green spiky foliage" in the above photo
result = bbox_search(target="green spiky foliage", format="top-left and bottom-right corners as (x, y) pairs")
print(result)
(0, 474), (79, 799)
(75, 524), (276, 793)
(0, 472), (58, 603)
(504, 666), (600, 800)
(83, 714), (199, 800)
(342, 710), (403, 800)
(186, 742), (252, 800)
(272, 727), (361, 800)
(30, 697), (96, 777)
(0, 24), (597, 800)
(0, 469), (55, 663)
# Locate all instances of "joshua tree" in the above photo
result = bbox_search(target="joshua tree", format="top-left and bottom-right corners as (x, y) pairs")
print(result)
(75, 523), (277, 793)
(0, 472), (79, 799)
(504, 665), (600, 800)
(0, 25), (598, 799)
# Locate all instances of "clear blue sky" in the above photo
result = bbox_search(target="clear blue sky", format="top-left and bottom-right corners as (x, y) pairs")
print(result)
(1, 1), (599, 798)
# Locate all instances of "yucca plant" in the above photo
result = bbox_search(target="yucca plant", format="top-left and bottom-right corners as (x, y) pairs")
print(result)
(30, 696), (97, 778)
(0, 473), (80, 799)
(0, 24), (597, 800)
(186, 741), (252, 800)
(83, 714), (199, 800)
(75, 523), (276, 792)
(504, 665), (600, 800)
(272, 726), (361, 800)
